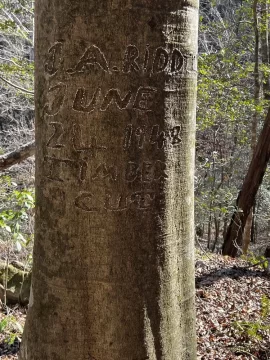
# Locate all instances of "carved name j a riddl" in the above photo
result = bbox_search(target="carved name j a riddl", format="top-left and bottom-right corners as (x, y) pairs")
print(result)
(44, 42), (196, 77)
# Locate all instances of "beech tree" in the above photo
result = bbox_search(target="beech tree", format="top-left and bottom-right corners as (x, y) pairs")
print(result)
(19, 1), (199, 359)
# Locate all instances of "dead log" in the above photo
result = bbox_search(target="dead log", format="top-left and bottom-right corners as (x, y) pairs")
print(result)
(0, 140), (35, 171)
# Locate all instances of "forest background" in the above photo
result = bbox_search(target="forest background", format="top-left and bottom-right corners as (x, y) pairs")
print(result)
(1, 0), (268, 256)
(0, 0), (270, 359)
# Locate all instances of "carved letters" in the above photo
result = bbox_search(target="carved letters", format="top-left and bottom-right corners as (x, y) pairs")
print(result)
(67, 45), (109, 74)
(43, 41), (190, 212)
(133, 87), (157, 111)
(125, 160), (167, 182)
(73, 88), (101, 113)
(75, 190), (156, 212)
(100, 88), (132, 111)
(72, 86), (157, 113)
(91, 164), (117, 182)
(44, 42), (196, 76)
(44, 42), (63, 76)
(122, 45), (140, 73)
(44, 157), (167, 185)
(44, 156), (87, 182)
(44, 83), (66, 116)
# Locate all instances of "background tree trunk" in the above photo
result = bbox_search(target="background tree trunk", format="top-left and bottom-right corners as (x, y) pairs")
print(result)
(20, 1), (199, 360)
(223, 106), (270, 257)
(242, 0), (260, 255)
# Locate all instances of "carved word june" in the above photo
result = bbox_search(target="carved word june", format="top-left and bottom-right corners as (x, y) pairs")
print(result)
(44, 84), (157, 115)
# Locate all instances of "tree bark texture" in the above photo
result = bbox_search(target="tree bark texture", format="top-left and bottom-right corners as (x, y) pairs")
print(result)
(20, 1), (198, 359)
(223, 106), (270, 257)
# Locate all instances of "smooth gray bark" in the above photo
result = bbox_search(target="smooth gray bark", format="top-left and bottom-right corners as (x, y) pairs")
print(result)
(20, 1), (199, 359)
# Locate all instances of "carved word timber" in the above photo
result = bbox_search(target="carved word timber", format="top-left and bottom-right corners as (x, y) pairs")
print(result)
(44, 156), (167, 184)
(75, 190), (156, 212)
(44, 43), (196, 76)
(44, 84), (157, 115)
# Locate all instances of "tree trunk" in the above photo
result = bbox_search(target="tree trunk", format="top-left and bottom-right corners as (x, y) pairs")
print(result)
(242, 0), (260, 255)
(211, 216), (220, 253)
(20, 1), (199, 360)
(223, 106), (270, 257)
(261, 0), (270, 99)
(242, 210), (253, 255)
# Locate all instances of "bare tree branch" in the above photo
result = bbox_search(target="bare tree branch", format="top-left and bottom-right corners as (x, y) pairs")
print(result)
(0, 141), (35, 171)
(0, 74), (34, 95)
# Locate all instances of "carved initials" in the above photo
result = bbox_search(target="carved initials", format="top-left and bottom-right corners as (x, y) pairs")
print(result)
(67, 45), (109, 74)
(125, 161), (167, 182)
(104, 193), (127, 211)
(125, 162), (139, 182)
(128, 191), (156, 209)
(75, 191), (156, 212)
(44, 42), (63, 76)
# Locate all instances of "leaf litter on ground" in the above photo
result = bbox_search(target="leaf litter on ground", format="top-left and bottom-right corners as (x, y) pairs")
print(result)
(0, 253), (269, 359)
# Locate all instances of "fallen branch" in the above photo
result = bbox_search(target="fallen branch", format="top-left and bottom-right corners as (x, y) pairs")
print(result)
(0, 74), (34, 95)
(0, 140), (35, 171)
(243, 258), (270, 274)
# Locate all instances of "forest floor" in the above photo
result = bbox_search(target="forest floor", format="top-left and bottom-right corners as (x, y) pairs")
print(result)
(0, 253), (269, 360)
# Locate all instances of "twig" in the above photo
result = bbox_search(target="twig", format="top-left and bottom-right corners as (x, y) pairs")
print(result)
(0, 74), (34, 95)
(232, 348), (258, 359)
